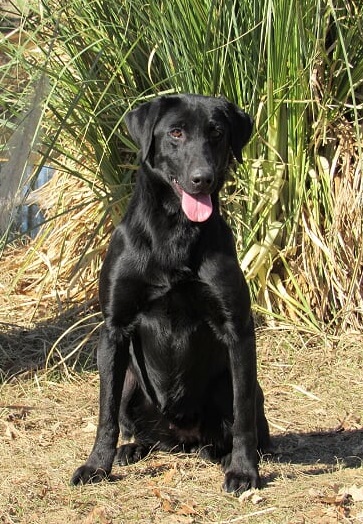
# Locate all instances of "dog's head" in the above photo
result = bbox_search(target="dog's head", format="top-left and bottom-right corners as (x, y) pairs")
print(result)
(125, 94), (253, 222)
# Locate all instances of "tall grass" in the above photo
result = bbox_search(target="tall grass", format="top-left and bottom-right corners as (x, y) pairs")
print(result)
(1, 0), (362, 334)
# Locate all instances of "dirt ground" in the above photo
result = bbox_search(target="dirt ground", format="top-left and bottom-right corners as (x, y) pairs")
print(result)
(0, 324), (363, 523)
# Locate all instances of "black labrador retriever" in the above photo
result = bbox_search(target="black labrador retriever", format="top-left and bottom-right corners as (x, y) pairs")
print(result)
(71, 94), (270, 494)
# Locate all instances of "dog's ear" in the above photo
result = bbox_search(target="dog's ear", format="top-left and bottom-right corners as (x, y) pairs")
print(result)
(227, 102), (253, 163)
(125, 98), (162, 162)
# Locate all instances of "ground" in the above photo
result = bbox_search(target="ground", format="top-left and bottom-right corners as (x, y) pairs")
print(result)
(0, 324), (362, 523)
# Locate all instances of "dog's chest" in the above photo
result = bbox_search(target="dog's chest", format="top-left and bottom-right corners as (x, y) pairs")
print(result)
(132, 275), (228, 390)
(141, 274), (215, 333)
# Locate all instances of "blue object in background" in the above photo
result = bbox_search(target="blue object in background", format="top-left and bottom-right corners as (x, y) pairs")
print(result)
(19, 166), (54, 238)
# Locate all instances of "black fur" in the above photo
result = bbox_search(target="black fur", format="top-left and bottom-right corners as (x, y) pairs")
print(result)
(71, 94), (270, 494)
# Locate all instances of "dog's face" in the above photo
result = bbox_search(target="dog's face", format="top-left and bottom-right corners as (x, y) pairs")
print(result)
(125, 94), (252, 222)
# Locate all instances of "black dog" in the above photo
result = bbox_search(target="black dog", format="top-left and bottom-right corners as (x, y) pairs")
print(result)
(71, 94), (270, 494)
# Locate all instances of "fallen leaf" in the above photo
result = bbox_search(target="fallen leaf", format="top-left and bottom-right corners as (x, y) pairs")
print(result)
(153, 487), (174, 512)
(152, 487), (162, 498)
(82, 421), (97, 433)
(162, 498), (173, 512)
(6, 407), (31, 421)
(152, 487), (197, 516)
(309, 484), (361, 508)
(82, 506), (112, 524)
(163, 464), (178, 483)
(334, 413), (362, 432)
(239, 488), (264, 504)
(4, 422), (21, 440)
(251, 491), (264, 505)
(177, 501), (197, 516)
(320, 493), (352, 506)
(320, 495), (339, 505)
(346, 485), (363, 503)
(308, 487), (324, 498)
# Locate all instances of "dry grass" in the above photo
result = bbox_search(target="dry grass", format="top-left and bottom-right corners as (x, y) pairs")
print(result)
(0, 323), (362, 523)
(2, 171), (107, 309)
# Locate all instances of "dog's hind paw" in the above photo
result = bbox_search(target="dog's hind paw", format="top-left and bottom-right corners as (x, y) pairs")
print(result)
(70, 464), (109, 486)
(220, 452), (232, 470)
(223, 469), (261, 495)
(115, 442), (149, 465)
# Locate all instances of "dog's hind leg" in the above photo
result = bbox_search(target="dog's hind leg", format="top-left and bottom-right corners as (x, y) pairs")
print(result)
(116, 370), (199, 465)
(114, 370), (155, 466)
(116, 370), (172, 465)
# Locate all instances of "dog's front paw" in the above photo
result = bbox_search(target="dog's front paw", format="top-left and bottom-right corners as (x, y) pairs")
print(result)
(223, 468), (261, 495)
(71, 464), (110, 486)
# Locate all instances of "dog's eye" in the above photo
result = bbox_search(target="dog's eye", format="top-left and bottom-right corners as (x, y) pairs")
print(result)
(210, 128), (223, 140)
(170, 128), (183, 139)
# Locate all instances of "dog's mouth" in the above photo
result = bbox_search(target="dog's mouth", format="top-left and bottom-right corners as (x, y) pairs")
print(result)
(171, 178), (213, 223)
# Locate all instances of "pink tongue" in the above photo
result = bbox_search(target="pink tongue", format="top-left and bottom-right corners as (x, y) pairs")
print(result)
(181, 191), (213, 222)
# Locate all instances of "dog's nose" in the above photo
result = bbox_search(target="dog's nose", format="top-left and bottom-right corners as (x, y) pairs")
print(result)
(190, 170), (214, 192)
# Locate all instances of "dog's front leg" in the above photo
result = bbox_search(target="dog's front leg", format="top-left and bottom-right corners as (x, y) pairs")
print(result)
(71, 327), (129, 485)
(223, 317), (261, 494)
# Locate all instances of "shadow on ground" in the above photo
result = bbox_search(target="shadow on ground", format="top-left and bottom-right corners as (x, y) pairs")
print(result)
(260, 428), (363, 486)
(0, 306), (100, 379)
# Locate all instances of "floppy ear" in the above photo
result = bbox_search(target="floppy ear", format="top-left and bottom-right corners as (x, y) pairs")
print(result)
(125, 98), (163, 162)
(227, 102), (253, 163)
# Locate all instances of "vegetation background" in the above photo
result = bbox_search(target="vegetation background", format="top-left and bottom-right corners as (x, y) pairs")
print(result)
(0, 0), (362, 522)
(1, 0), (362, 335)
